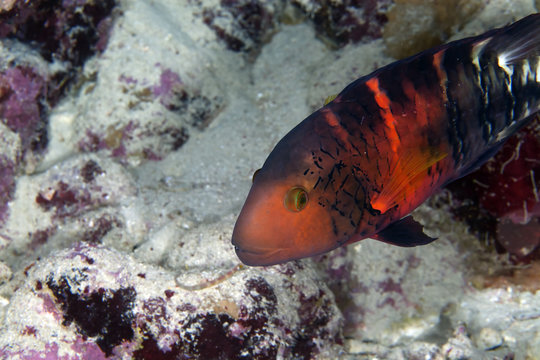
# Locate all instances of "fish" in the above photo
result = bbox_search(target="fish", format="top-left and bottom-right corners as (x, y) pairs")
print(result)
(232, 14), (540, 266)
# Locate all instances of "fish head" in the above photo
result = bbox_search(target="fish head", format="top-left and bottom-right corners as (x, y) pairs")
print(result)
(232, 112), (361, 266)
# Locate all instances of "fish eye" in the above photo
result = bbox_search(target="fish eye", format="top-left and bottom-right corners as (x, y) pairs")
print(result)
(252, 169), (261, 183)
(284, 187), (308, 212)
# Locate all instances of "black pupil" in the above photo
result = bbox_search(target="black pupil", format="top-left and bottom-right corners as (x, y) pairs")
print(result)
(297, 191), (306, 207)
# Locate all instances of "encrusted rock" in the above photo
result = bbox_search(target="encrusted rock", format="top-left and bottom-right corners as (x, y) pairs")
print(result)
(0, 0), (116, 66)
(291, 0), (392, 47)
(0, 155), (142, 266)
(0, 243), (344, 358)
(72, 1), (227, 165)
(196, 0), (284, 54)
(475, 327), (503, 351)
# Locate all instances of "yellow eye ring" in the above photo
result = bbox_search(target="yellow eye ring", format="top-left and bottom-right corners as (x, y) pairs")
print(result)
(284, 187), (308, 212)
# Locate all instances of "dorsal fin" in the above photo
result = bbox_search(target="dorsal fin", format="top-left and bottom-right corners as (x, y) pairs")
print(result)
(324, 94), (338, 105)
(483, 13), (540, 65)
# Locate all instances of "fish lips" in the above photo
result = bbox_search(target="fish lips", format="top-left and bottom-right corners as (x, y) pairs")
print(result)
(232, 241), (288, 266)
(232, 215), (295, 266)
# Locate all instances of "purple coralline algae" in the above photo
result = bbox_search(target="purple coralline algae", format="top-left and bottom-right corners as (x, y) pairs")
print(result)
(0, 0), (118, 167)
(197, 0), (392, 53)
(151, 67), (218, 131)
(76, 61), (222, 164)
(0, 66), (48, 157)
(33, 157), (134, 221)
(47, 278), (136, 356)
(291, 0), (392, 46)
(196, 0), (283, 53)
(0, 0), (118, 221)
(0, 0), (117, 130)
(0, 155), (139, 257)
(152, 69), (184, 108)
(35, 180), (96, 220)
(0, 244), (343, 359)
(0, 0), (116, 67)
(78, 123), (136, 161)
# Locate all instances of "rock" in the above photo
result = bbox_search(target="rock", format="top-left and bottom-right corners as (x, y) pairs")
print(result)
(71, 0), (227, 165)
(291, 0), (392, 47)
(475, 327), (503, 351)
(0, 155), (142, 268)
(0, 243), (343, 358)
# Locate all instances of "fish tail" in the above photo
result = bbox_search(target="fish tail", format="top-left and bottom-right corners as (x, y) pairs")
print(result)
(480, 13), (540, 142)
(429, 14), (540, 177)
(479, 13), (540, 143)
(453, 15), (539, 159)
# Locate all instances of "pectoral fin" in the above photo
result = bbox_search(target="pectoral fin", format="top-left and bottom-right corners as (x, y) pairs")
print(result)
(372, 216), (437, 247)
(370, 147), (448, 213)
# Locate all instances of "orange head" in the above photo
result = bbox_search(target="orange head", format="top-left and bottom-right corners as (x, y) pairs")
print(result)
(232, 111), (362, 266)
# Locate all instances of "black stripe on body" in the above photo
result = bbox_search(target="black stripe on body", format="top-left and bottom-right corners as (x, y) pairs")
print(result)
(442, 41), (488, 165)
(377, 51), (444, 116)
(476, 46), (516, 137)
(507, 57), (540, 127)
(329, 101), (376, 160)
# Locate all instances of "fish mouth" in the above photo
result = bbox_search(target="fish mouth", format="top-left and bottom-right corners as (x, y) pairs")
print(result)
(233, 244), (288, 266)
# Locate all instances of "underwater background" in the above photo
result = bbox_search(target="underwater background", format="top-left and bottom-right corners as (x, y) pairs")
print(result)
(0, 0), (539, 358)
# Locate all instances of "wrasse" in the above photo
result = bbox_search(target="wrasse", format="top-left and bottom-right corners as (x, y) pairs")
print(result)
(233, 14), (540, 266)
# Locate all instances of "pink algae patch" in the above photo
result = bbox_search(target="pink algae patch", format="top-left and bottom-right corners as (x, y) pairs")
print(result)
(0, 66), (48, 155)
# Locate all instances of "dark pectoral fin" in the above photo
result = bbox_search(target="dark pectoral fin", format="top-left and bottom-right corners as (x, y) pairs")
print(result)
(373, 216), (437, 247)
